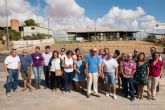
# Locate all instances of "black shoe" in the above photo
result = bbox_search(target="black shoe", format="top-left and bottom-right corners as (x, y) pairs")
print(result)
(124, 94), (128, 98)
(86, 94), (90, 98)
(130, 97), (135, 101)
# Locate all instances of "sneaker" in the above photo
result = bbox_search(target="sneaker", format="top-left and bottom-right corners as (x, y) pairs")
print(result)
(147, 96), (151, 100)
(95, 94), (101, 98)
(152, 96), (156, 100)
(105, 93), (110, 96)
(113, 94), (117, 100)
(6, 92), (12, 97)
(130, 97), (135, 101)
(14, 89), (21, 92)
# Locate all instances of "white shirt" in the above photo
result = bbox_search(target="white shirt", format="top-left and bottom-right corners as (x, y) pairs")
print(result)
(102, 58), (118, 72)
(64, 57), (74, 73)
(59, 54), (67, 60)
(50, 58), (61, 72)
(4, 55), (20, 69)
(42, 52), (52, 66)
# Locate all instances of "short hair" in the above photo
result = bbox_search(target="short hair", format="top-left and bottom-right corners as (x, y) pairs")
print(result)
(66, 50), (73, 55)
(152, 52), (160, 59)
(115, 50), (120, 56)
(150, 47), (156, 51)
(45, 45), (50, 49)
(10, 48), (16, 53)
(75, 48), (80, 53)
(35, 46), (40, 50)
(104, 48), (109, 51)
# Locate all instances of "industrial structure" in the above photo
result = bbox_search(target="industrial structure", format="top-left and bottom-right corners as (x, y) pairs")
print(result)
(67, 29), (139, 42)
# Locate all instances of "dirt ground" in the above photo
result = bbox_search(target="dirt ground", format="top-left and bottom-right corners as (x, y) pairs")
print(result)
(0, 71), (165, 110)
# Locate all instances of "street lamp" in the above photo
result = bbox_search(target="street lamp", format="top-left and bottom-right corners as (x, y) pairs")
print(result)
(5, 0), (9, 50)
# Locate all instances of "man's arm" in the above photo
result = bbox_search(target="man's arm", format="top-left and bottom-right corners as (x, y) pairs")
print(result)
(115, 67), (118, 80)
(4, 64), (9, 76)
(85, 63), (89, 79)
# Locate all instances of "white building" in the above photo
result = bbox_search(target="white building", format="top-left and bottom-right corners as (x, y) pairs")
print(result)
(19, 26), (53, 37)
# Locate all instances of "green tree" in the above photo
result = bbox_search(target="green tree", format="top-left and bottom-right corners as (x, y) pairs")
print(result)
(24, 19), (37, 26)
(0, 29), (21, 41)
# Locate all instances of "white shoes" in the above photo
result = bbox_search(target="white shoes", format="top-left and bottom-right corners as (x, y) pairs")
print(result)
(113, 94), (117, 100)
(6, 92), (12, 97)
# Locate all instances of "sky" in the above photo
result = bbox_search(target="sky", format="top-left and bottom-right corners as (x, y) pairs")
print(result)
(0, 0), (165, 37)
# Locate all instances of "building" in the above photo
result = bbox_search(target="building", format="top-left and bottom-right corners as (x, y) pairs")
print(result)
(0, 19), (53, 39)
(10, 19), (19, 31)
(19, 26), (53, 38)
(67, 29), (140, 42)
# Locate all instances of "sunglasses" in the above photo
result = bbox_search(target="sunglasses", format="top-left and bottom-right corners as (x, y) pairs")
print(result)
(78, 56), (82, 57)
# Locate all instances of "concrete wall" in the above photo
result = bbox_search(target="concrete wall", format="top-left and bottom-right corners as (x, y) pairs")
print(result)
(12, 38), (54, 49)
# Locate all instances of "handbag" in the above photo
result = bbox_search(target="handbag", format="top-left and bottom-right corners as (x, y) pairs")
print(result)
(53, 59), (62, 76)
(55, 69), (62, 76)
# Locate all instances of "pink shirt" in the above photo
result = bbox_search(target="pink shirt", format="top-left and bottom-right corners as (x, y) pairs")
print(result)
(120, 60), (136, 78)
(149, 60), (163, 77)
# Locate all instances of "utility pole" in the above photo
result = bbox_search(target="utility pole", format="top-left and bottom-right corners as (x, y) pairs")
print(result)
(48, 18), (49, 38)
(5, 0), (9, 50)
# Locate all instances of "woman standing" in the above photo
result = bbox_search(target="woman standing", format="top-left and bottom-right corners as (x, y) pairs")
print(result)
(118, 53), (127, 91)
(31, 46), (43, 89)
(73, 54), (86, 92)
(148, 52), (163, 100)
(62, 50), (74, 92)
(48, 50), (63, 92)
(134, 52), (149, 99)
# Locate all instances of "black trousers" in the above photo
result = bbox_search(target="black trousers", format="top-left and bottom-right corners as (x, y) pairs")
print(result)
(43, 66), (50, 87)
(50, 71), (62, 90)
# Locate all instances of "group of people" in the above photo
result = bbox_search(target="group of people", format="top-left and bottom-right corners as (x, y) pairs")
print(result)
(4, 45), (163, 101)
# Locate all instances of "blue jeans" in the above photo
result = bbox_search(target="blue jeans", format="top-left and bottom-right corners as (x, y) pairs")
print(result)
(123, 77), (135, 98)
(33, 66), (42, 85)
(104, 72), (116, 85)
(6, 69), (19, 93)
(64, 71), (74, 91)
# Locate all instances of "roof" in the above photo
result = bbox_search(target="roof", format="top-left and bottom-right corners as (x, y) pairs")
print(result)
(67, 29), (140, 33)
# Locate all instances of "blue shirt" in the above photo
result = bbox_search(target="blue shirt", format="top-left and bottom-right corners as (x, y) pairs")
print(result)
(20, 55), (32, 71)
(85, 55), (100, 73)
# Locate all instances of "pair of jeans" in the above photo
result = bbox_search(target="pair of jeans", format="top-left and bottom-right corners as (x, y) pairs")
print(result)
(6, 69), (19, 93)
(32, 66), (42, 85)
(43, 66), (50, 87)
(64, 71), (74, 91)
(123, 77), (135, 98)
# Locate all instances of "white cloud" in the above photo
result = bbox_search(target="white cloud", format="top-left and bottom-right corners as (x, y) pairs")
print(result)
(0, 0), (160, 39)
(0, 0), (43, 26)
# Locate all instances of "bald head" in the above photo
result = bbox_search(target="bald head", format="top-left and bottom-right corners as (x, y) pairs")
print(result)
(127, 53), (133, 61)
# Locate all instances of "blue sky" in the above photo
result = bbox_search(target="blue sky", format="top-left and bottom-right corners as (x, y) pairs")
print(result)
(28, 0), (165, 22)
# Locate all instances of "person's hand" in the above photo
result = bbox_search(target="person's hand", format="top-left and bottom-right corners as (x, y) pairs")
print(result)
(6, 71), (9, 77)
(49, 72), (51, 76)
(146, 76), (149, 80)
(115, 76), (118, 80)
(86, 74), (89, 80)
(102, 74), (104, 79)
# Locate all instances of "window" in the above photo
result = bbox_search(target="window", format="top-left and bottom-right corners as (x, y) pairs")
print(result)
(31, 27), (35, 30)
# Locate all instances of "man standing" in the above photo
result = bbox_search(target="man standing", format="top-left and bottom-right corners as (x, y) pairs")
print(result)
(42, 45), (52, 89)
(20, 49), (33, 92)
(4, 49), (20, 97)
(85, 48), (101, 98)
(120, 53), (136, 101)
(102, 52), (118, 99)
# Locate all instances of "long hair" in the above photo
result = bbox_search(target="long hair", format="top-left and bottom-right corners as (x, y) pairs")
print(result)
(52, 50), (59, 58)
